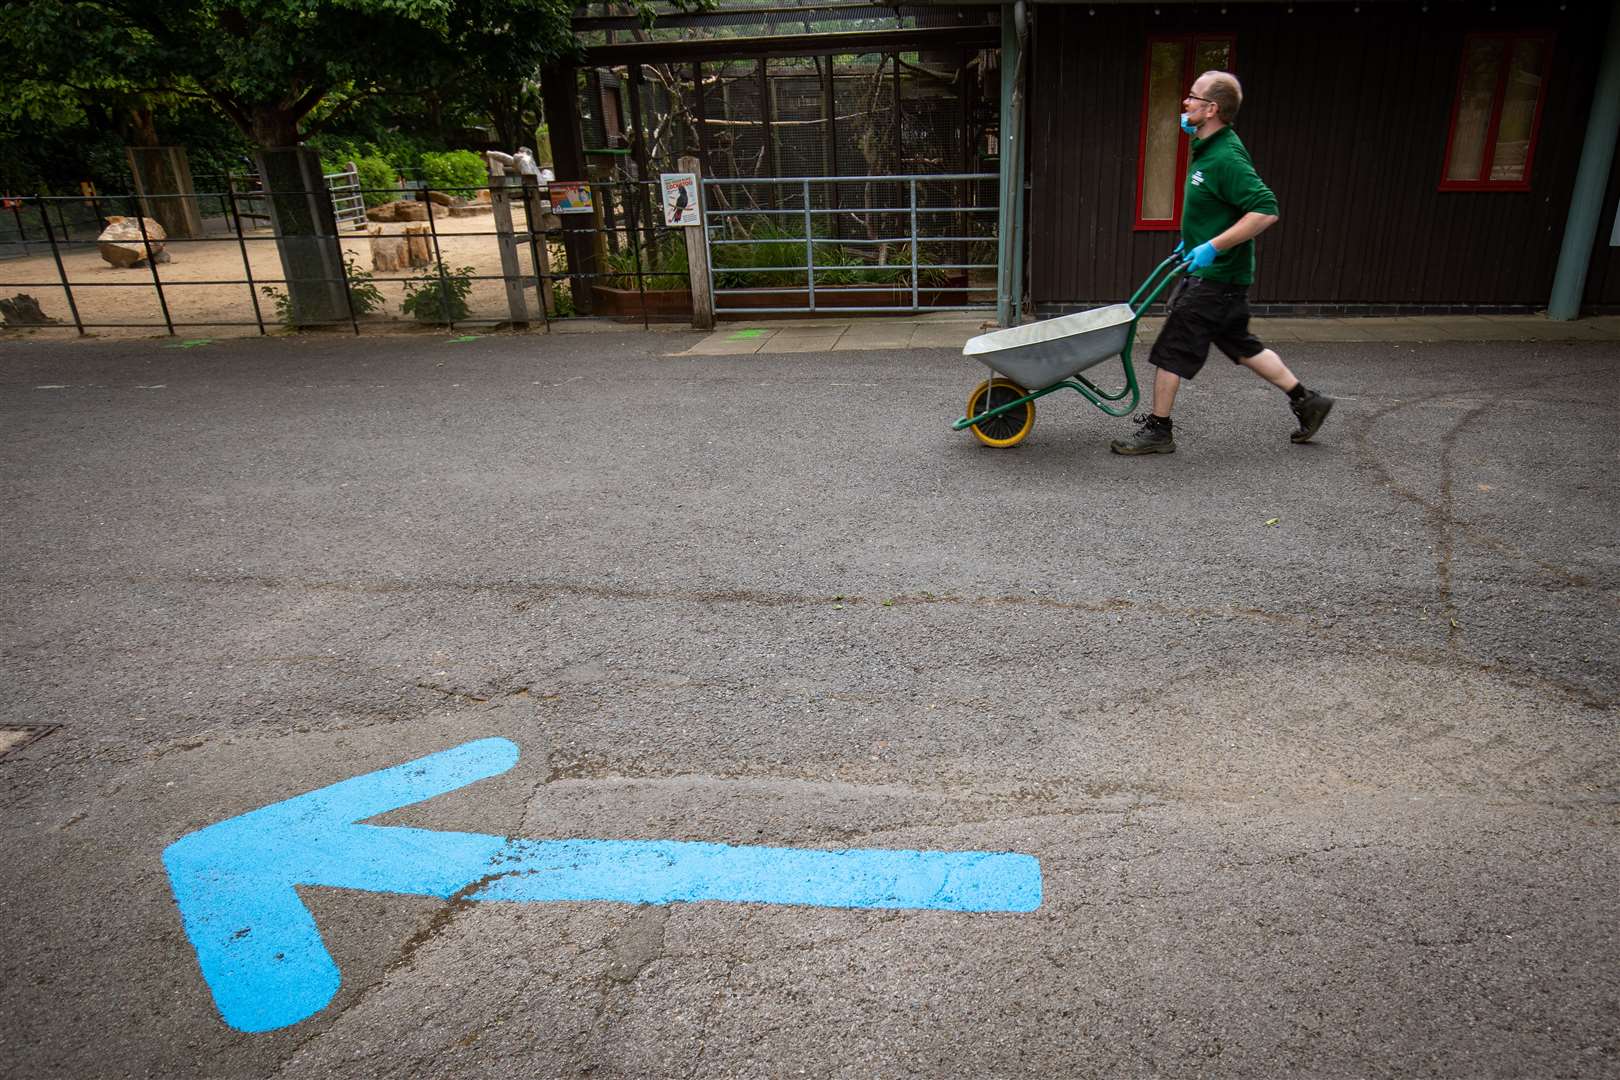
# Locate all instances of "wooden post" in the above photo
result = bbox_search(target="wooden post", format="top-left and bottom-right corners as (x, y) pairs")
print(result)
(680, 155), (714, 330)
(484, 154), (530, 327)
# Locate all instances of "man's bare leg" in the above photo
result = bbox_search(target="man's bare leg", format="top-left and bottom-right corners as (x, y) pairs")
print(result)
(1237, 348), (1299, 391)
(1152, 367), (1182, 417)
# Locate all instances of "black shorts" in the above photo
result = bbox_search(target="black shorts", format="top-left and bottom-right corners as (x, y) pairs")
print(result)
(1147, 277), (1266, 380)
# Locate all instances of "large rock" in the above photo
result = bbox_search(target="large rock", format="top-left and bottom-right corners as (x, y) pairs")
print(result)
(97, 216), (169, 268)
(368, 200), (429, 223)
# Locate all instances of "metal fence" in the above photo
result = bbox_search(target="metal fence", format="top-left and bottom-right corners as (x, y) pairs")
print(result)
(703, 171), (998, 315)
(0, 180), (692, 336)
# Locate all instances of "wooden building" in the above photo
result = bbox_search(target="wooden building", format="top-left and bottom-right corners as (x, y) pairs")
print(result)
(1019, 0), (1620, 314)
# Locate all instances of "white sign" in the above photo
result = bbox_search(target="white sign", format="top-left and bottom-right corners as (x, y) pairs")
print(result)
(661, 172), (699, 227)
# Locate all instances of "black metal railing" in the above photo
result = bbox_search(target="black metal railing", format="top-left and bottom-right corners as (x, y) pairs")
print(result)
(0, 180), (693, 336)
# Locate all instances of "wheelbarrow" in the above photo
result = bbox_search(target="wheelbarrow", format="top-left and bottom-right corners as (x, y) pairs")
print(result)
(953, 252), (1187, 447)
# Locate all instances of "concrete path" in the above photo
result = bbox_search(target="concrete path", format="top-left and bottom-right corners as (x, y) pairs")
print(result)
(678, 313), (1620, 355)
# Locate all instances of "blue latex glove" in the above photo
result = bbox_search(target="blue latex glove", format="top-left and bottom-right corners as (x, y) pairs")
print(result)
(1171, 239), (1185, 257)
(1184, 241), (1218, 270)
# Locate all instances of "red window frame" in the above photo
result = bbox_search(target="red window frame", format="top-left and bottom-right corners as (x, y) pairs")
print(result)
(1134, 34), (1236, 231)
(1438, 31), (1553, 192)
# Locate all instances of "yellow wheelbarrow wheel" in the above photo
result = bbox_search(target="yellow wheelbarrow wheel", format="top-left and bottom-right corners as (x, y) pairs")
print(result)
(966, 378), (1036, 448)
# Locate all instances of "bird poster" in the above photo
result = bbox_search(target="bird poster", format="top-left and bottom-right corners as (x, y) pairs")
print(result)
(661, 173), (698, 226)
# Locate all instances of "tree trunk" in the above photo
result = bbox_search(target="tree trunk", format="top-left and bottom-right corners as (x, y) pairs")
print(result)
(125, 107), (161, 147)
(253, 140), (350, 328)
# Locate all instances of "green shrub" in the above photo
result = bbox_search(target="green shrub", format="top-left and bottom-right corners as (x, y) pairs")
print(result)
(418, 150), (487, 198)
(550, 283), (575, 318)
(259, 256), (384, 326)
(401, 262), (475, 323)
(353, 156), (398, 207)
(343, 257), (385, 315)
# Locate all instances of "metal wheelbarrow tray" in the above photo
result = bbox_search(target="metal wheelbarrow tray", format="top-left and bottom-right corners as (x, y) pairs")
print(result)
(952, 252), (1185, 448)
(962, 303), (1137, 389)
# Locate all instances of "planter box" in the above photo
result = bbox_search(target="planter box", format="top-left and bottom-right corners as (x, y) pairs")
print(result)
(590, 285), (694, 319)
(714, 273), (976, 314)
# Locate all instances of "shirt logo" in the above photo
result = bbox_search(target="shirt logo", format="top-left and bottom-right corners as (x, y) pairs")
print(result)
(1190, 170), (1205, 186)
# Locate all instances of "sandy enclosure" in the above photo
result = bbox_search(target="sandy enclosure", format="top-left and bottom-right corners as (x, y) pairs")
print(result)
(0, 208), (582, 338)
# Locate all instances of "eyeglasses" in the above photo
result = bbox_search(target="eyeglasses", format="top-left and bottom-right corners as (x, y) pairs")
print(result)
(1185, 93), (1217, 104)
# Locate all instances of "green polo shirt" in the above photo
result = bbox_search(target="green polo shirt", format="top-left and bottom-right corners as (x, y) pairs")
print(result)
(1181, 127), (1279, 285)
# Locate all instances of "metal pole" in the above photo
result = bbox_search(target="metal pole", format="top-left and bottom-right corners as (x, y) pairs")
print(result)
(131, 197), (175, 335)
(1548, 0), (1620, 319)
(423, 190), (455, 329)
(38, 198), (85, 336)
(225, 188), (267, 334)
(995, 1), (1028, 326)
(910, 178), (920, 312)
(804, 179), (816, 313)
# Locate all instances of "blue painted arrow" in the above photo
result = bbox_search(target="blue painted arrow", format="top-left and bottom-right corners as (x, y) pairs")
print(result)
(163, 737), (1042, 1033)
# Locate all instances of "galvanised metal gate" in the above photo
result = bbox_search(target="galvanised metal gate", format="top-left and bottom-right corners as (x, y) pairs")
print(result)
(702, 172), (997, 317)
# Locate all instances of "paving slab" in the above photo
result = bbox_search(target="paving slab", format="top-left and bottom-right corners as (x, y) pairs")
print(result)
(1476, 315), (1616, 340)
(833, 328), (916, 350)
(758, 333), (845, 354)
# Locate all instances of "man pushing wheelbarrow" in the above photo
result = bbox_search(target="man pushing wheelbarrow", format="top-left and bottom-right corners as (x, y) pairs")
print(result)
(955, 70), (1333, 453)
(1113, 69), (1333, 455)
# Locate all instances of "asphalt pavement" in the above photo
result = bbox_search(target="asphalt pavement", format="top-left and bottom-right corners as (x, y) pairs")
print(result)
(1, 329), (1617, 1079)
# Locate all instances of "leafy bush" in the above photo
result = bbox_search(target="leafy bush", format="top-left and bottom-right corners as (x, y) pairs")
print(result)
(550, 283), (575, 318)
(259, 256), (384, 326)
(352, 156), (399, 207)
(343, 258), (385, 314)
(418, 150), (487, 198)
(401, 262), (475, 323)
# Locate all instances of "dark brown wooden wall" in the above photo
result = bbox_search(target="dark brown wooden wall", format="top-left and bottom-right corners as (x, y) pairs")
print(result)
(1025, 1), (1620, 311)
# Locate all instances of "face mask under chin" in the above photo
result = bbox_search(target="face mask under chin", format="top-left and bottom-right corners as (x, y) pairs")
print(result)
(1180, 113), (1198, 135)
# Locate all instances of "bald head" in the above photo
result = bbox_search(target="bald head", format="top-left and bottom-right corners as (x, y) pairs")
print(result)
(1194, 70), (1243, 125)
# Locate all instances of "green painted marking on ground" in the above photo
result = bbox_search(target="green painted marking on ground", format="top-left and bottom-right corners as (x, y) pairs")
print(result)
(168, 339), (213, 349)
(729, 329), (765, 340)
(448, 335), (481, 343)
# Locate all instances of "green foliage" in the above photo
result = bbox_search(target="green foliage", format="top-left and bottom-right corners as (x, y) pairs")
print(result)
(402, 263), (475, 323)
(259, 257), (384, 326)
(710, 218), (949, 290)
(550, 284), (575, 318)
(343, 258), (386, 315)
(352, 156), (400, 207)
(601, 234), (690, 291)
(418, 151), (487, 197)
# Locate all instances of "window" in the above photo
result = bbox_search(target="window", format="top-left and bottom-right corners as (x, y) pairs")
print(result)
(1135, 35), (1234, 230)
(1440, 33), (1552, 191)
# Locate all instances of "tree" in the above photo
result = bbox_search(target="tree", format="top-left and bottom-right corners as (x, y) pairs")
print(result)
(4, 0), (587, 148)
(4, 0), (573, 321)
